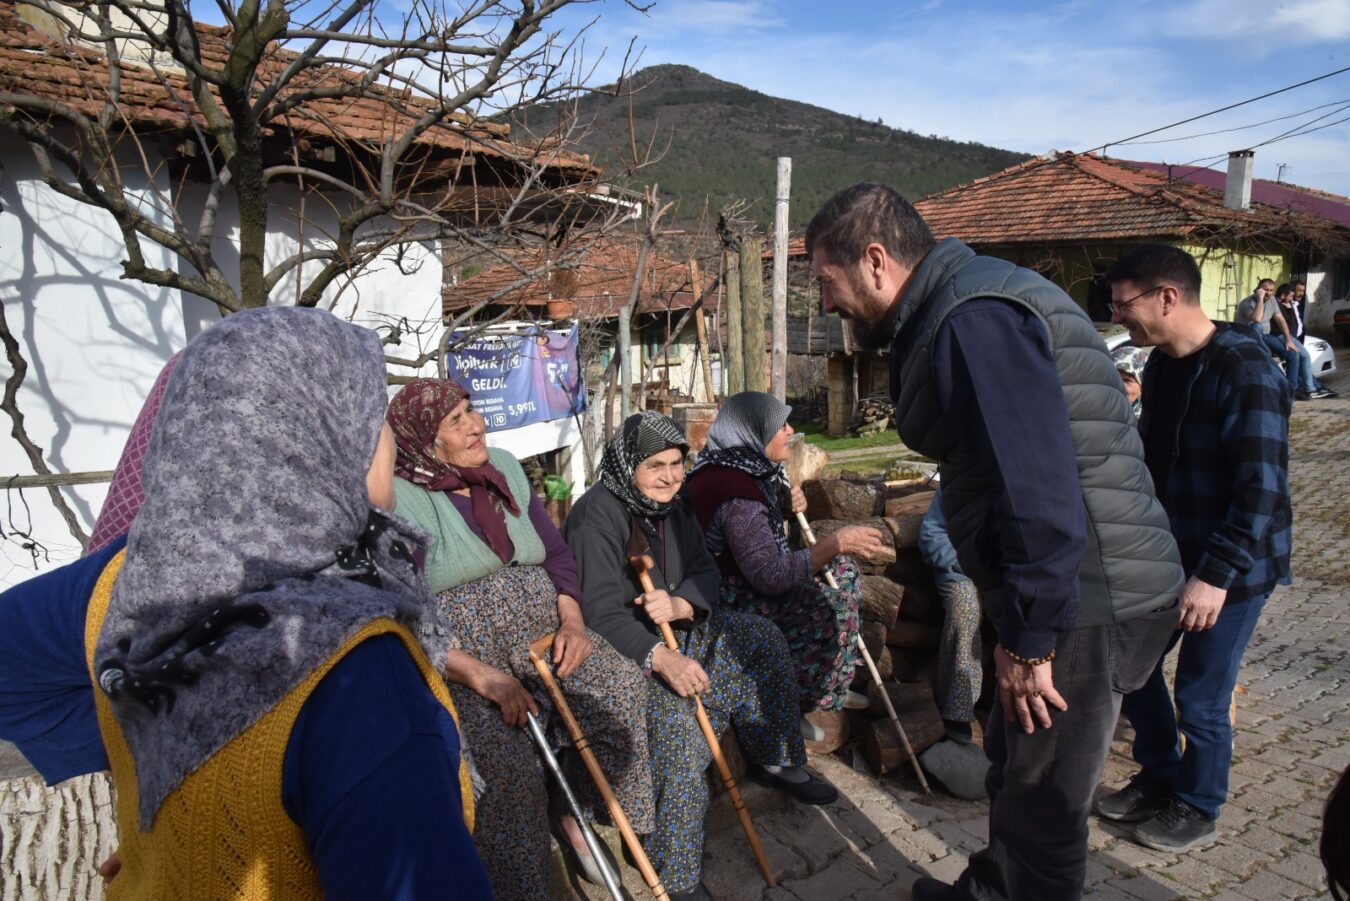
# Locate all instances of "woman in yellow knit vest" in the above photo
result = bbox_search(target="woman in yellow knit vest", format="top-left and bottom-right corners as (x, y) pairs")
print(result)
(0, 306), (490, 899)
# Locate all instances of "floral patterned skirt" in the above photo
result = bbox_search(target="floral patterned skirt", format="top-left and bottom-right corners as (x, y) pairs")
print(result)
(720, 555), (863, 712)
(436, 564), (654, 901)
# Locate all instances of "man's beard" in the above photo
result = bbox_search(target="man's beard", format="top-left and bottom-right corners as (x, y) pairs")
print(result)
(841, 311), (893, 351)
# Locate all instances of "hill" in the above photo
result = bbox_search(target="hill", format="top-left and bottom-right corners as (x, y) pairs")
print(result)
(516, 64), (1030, 228)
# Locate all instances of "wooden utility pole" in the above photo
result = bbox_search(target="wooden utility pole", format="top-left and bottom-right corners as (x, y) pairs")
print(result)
(724, 248), (744, 394)
(690, 258), (716, 403)
(740, 236), (767, 393)
(771, 157), (791, 402)
(618, 304), (632, 421)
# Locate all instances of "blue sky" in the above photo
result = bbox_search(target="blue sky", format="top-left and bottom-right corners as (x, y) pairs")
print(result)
(546, 0), (1350, 195)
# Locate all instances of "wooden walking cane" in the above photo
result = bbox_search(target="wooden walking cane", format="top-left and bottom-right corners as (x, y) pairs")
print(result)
(629, 552), (777, 888)
(794, 511), (933, 795)
(529, 633), (669, 900)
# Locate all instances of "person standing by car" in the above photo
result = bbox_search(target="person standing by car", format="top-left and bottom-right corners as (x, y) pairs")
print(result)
(1275, 283), (1336, 398)
(1235, 278), (1324, 400)
(1098, 244), (1292, 853)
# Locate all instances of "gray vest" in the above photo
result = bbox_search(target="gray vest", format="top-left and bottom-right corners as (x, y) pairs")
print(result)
(890, 239), (1183, 626)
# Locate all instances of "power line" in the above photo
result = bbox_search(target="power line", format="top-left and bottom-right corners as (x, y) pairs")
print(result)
(1092, 64), (1350, 154)
(1114, 97), (1350, 147)
(1248, 103), (1350, 149)
(1252, 111), (1350, 150)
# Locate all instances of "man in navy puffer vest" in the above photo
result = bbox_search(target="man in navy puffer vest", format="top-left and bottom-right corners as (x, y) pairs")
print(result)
(806, 183), (1183, 901)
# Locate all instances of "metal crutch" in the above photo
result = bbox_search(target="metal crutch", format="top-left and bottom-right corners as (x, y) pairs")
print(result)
(523, 711), (626, 901)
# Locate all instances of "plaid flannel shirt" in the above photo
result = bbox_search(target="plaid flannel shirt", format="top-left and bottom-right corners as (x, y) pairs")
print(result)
(1139, 322), (1292, 602)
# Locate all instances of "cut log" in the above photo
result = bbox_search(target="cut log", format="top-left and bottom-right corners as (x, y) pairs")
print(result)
(802, 479), (883, 521)
(810, 518), (896, 567)
(860, 576), (905, 629)
(884, 549), (931, 585)
(883, 513), (925, 551)
(802, 709), (850, 755)
(886, 619), (943, 651)
(861, 681), (946, 774)
(885, 490), (935, 518)
(860, 622), (895, 681)
(896, 579), (946, 625)
(889, 648), (938, 685)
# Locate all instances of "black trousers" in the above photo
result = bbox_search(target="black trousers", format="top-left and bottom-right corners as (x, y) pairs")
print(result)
(955, 603), (1178, 901)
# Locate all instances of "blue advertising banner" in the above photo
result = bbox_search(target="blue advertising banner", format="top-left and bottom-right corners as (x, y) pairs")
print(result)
(445, 325), (587, 431)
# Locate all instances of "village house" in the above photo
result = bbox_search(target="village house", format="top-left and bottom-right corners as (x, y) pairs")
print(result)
(0, 3), (607, 586)
(786, 150), (1350, 433)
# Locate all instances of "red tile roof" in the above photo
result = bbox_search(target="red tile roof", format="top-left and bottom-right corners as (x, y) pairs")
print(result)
(0, 5), (594, 177)
(445, 236), (722, 320)
(778, 152), (1349, 259)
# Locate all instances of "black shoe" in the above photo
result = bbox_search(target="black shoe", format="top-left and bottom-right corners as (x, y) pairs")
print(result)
(747, 764), (838, 805)
(911, 876), (957, 900)
(1310, 388), (1334, 399)
(1095, 772), (1171, 823)
(1132, 798), (1218, 852)
(668, 881), (713, 901)
(1295, 389), (1312, 401)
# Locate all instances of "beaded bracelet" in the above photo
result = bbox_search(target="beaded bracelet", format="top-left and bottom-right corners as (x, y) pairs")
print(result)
(1001, 646), (1056, 667)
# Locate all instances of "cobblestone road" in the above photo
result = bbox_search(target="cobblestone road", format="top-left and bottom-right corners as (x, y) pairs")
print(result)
(677, 350), (1350, 901)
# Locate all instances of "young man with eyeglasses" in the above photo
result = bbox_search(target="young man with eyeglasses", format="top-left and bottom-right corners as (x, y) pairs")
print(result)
(1098, 244), (1292, 853)
(806, 183), (1183, 901)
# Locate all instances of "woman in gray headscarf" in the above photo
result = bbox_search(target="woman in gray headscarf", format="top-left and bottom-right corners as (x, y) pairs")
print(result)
(684, 392), (885, 717)
(88, 306), (488, 899)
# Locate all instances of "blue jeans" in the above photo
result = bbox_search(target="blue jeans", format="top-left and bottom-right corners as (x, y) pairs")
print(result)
(1120, 595), (1266, 820)
(1260, 333), (1314, 392)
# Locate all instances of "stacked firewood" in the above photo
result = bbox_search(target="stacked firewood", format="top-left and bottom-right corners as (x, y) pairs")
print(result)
(798, 476), (949, 776)
(851, 396), (896, 436)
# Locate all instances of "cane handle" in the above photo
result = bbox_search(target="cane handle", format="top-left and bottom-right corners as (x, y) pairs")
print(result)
(528, 632), (555, 662)
(794, 511), (841, 590)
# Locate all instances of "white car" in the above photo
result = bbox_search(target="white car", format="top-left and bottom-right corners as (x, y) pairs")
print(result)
(1304, 334), (1337, 379)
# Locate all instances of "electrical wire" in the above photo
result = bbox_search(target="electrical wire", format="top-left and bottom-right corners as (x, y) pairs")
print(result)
(1113, 98), (1350, 147)
(1092, 64), (1350, 154)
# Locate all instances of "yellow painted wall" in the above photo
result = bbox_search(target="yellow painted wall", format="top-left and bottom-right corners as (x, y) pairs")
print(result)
(1178, 244), (1287, 321)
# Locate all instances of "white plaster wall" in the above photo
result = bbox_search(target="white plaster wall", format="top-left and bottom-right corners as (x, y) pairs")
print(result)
(0, 137), (185, 587)
(1303, 263), (1335, 335)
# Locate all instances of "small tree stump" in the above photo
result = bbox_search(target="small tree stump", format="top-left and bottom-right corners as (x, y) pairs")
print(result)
(802, 709), (850, 755)
(861, 681), (946, 774)
(860, 576), (905, 629)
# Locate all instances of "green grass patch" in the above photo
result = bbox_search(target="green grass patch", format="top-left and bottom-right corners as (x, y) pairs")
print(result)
(796, 420), (905, 453)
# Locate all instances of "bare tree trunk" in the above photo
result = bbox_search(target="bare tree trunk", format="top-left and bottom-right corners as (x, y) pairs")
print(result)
(0, 302), (89, 547)
(771, 158), (791, 401)
(691, 259), (716, 403)
(0, 773), (117, 901)
(724, 248), (744, 395)
(740, 236), (767, 393)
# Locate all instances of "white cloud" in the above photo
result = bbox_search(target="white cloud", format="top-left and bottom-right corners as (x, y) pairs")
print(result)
(644, 0), (786, 35)
(1169, 0), (1350, 43)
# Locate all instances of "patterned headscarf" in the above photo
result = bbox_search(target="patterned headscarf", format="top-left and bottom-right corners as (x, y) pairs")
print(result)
(96, 307), (435, 828)
(1112, 345), (1149, 419)
(86, 352), (182, 555)
(692, 391), (794, 553)
(599, 411), (689, 521)
(385, 378), (520, 564)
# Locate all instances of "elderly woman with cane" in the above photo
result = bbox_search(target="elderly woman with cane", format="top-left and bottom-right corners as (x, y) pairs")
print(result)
(565, 411), (837, 901)
(684, 392), (885, 728)
(386, 378), (653, 900)
(0, 307), (489, 898)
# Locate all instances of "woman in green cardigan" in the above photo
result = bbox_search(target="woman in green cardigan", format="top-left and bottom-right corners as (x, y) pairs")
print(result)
(386, 378), (653, 901)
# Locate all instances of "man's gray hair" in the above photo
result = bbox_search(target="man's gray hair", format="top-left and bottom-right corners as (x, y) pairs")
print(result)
(805, 182), (935, 269)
